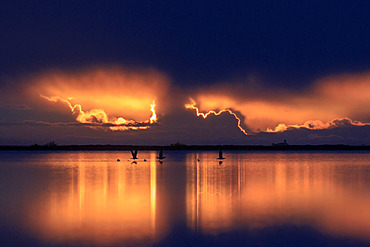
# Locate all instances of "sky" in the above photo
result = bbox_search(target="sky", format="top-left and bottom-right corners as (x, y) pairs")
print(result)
(0, 1), (369, 145)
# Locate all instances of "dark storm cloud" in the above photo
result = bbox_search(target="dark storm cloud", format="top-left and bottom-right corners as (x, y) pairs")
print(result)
(1, 1), (369, 88)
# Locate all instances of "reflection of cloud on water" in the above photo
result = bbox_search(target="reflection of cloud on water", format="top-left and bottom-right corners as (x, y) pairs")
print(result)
(26, 152), (163, 245)
(186, 152), (370, 240)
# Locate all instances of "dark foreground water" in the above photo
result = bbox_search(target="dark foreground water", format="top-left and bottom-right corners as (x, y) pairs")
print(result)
(0, 151), (369, 247)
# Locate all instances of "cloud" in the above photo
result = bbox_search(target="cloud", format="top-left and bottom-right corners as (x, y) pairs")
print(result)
(185, 98), (248, 135)
(266, 117), (370, 133)
(186, 72), (370, 133)
(1, 67), (369, 145)
(0, 120), (154, 129)
(1, 66), (170, 131)
(40, 95), (156, 131)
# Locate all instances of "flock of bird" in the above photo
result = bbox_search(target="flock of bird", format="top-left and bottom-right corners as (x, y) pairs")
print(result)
(117, 150), (225, 165)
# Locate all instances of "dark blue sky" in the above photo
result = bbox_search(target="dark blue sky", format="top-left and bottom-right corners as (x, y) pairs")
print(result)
(1, 1), (369, 88)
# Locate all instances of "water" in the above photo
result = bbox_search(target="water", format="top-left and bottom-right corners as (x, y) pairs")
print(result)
(0, 151), (369, 246)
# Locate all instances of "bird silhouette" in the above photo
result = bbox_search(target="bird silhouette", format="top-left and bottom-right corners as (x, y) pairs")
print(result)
(217, 150), (225, 160)
(157, 150), (166, 160)
(131, 150), (138, 159)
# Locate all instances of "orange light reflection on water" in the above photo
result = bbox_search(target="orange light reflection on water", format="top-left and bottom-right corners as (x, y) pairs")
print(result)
(28, 152), (160, 245)
(186, 152), (370, 239)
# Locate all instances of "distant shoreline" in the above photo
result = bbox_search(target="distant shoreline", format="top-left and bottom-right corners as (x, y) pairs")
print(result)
(0, 144), (369, 151)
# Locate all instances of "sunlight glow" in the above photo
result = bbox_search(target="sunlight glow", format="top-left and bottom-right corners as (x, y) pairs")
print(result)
(150, 100), (157, 124)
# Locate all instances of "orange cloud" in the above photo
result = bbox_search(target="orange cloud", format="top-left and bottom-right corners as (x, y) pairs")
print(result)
(186, 72), (370, 133)
(24, 67), (169, 131)
(267, 117), (370, 133)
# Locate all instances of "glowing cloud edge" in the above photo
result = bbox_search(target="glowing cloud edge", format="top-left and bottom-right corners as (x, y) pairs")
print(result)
(41, 95), (157, 131)
(266, 118), (370, 133)
(185, 98), (370, 135)
(185, 98), (248, 135)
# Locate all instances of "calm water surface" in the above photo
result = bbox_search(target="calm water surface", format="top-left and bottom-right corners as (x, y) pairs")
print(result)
(0, 151), (369, 246)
